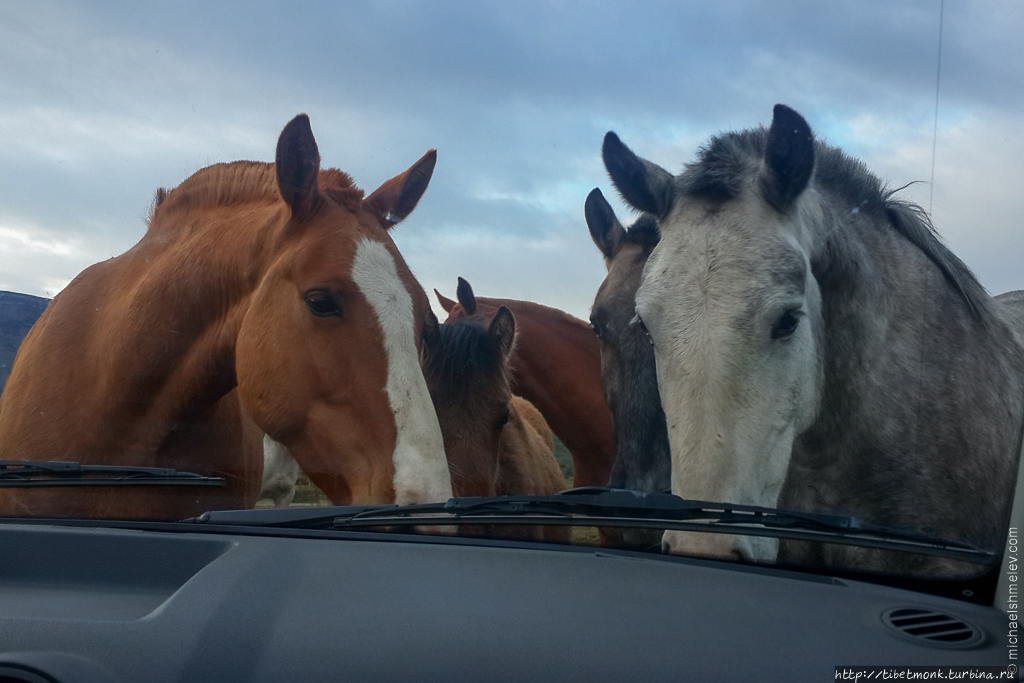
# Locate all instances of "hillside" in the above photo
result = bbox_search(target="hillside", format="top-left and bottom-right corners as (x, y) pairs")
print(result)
(0, 291), (50, 393)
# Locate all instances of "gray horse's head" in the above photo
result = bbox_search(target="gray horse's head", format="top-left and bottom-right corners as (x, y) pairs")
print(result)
(604, 105), (825, 562)
(585, 188), (671, 499)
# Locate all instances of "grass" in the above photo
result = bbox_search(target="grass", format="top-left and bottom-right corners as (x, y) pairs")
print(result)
(553, 436), (574, 486)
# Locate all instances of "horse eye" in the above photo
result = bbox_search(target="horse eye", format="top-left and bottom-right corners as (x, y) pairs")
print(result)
(589, 318), (604, 339)
(305, 291), (342, 318)
(495, 411), (510, 430)
(630, 313), (653, 346)
(771, 309), (803, 339)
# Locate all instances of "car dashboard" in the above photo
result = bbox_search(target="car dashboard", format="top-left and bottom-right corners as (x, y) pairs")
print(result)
(0, 520), (1011, 682)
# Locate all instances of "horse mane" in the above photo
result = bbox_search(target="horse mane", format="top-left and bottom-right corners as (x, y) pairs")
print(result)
(678, 128), (989, 319)
(150, 162), (364, 227)
(422, 320), (512, 399)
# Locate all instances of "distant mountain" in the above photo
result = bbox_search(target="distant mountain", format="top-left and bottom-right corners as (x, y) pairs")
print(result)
(0, 291), (50, 393)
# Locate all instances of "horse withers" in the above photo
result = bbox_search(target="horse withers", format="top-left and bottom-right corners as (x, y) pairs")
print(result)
(421, 305), (570, 543)
(0, 114), (452, 520)
(603, 104), (1024, 577)
(584, 188), (671, 549)
(436, 278), (615, 488)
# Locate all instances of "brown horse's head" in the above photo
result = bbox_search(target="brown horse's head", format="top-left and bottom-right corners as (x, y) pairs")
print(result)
(420, 302), (517, 497)
(235, 115), (452, 506)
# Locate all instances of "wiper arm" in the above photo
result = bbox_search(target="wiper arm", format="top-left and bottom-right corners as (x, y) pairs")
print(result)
(189, 487), (998, 565)
(0, 460), (226, 487)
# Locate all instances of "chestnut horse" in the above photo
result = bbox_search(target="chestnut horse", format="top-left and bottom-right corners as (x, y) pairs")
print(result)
(421, 307), (570, 543)
(436, 279), (614, 488)
(0, 114), (452, 520)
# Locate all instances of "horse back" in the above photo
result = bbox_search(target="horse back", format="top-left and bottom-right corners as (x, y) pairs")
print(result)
(995, 290), (1024, 342)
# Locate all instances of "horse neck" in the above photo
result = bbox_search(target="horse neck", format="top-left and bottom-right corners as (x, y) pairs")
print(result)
(107, 205), (285, 431)
(811, 201), (1002, 373)
(792, 196), (1024, 532)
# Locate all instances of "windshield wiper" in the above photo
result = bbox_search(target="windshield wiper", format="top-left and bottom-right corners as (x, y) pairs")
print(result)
(188, 487), (998, 565)
(0, 460), (226, 487)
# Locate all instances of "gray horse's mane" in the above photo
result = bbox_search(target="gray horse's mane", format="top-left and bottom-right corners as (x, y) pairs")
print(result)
(678, 128), (989, 319)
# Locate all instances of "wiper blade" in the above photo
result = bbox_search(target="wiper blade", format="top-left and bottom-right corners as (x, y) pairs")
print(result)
(0, 460), (226, 487)
(189, 487), (998, 565)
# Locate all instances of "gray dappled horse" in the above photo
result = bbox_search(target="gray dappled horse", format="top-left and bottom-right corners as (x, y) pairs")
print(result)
(585, 188), (671, 549)
(603, 104), (1024, 578)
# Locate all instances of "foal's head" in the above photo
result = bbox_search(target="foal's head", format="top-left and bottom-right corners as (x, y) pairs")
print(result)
(421, 305), (517, 497)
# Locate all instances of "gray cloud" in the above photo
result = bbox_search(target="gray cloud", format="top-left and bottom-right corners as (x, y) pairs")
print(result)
(0, 0), (1021, 318)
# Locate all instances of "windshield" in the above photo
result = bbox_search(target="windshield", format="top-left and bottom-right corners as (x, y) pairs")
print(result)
(1, 1), (1021, 603)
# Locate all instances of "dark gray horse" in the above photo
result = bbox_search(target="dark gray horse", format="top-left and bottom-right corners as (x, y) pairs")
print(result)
(603, 104), (1024, 578)
(585, 189), (671, 498)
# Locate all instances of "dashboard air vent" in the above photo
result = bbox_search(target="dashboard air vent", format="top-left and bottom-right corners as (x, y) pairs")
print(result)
(882, 607), (984, 649)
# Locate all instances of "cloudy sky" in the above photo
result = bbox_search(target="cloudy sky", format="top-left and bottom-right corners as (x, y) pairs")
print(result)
(1, 0), (1021, 320)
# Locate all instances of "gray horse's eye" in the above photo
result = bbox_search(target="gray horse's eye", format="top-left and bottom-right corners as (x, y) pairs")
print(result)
(771, 309), (803, 339)
(305, 290), (343, 318)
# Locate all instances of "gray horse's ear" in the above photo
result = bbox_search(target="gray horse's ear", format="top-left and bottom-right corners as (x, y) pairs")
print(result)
(489, 306), (516, 360)
(602, 132), (675, 220)
(435, 289), (456, 314)
(456, 277), (476, 315)
(585, 188), (626, 262)
(760, 104), (814, 211)
(365, 149), (437, 229)
(276, 114), (321, 219)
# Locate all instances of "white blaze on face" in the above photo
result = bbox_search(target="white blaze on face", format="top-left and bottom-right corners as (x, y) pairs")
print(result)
(351, 238), (453, 504)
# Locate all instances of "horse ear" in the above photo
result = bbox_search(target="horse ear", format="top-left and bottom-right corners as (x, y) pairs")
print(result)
(489, 306), (516, 360)
(585, 188), (626, 262)
(364, 149), (437, 229)
(760, 104), (814, 211)
(602, 132), (675, 220)
(435, 289), (456, 313)
(456, 277), (476, 316)
(276, 114), (321, 219)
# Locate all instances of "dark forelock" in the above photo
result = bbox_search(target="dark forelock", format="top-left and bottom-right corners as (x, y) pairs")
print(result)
(422, 321), (509, 397)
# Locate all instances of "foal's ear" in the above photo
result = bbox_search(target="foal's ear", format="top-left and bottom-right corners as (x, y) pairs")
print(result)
(365, 149), (437, 229)
(276, 114), (321, 219)
(585, 188), (626, 262)
(489, 306), (517, 360)
(602, 132), (675, 220)
(434, 289), (456, 314)
(760, 104), (814, 211)
(456, 277), (476, 316)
